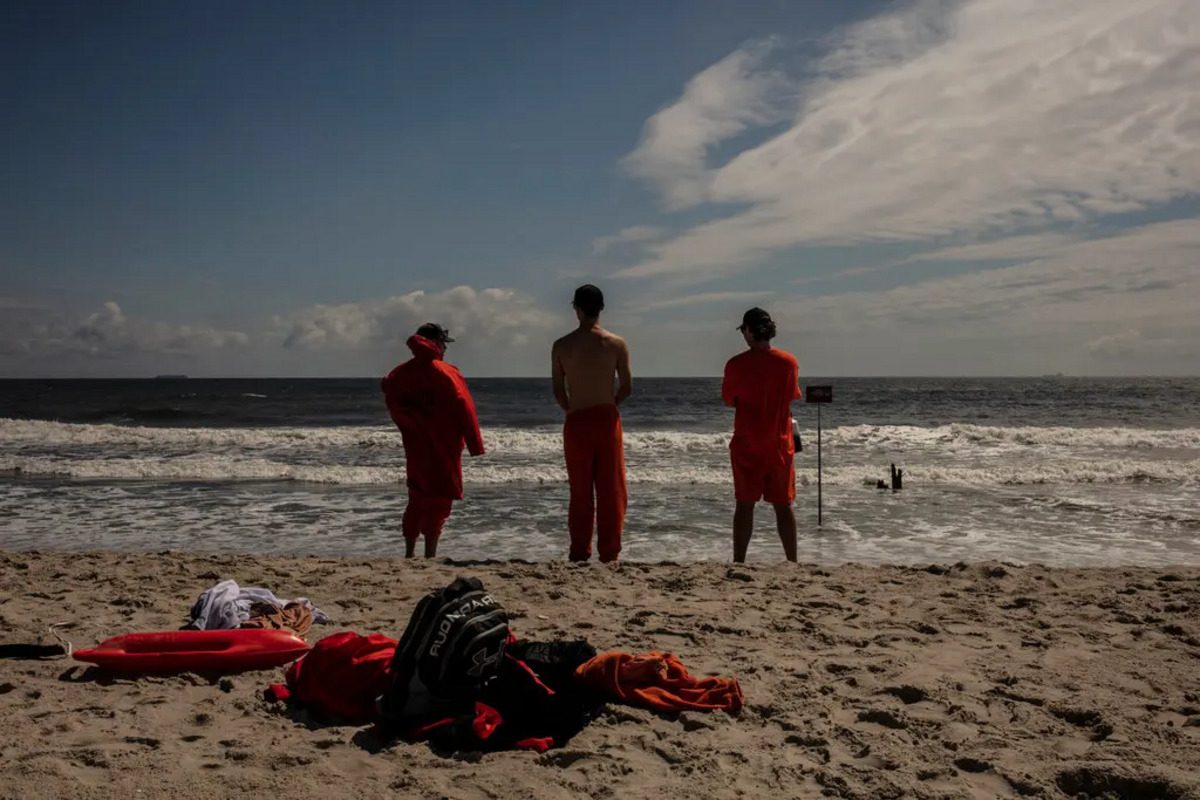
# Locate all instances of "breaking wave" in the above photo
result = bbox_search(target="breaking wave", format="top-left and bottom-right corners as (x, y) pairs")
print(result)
(2, 418), (1197, 487)
(2, 454), (1196, 488)
(4, 418), (1200, 455)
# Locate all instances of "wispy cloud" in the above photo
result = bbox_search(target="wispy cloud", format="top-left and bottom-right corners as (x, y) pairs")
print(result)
(621, 39), (790, 210)
(785, 230), (1085, 287)
(591, 226), (665, 256)
(903, 233), (1080, 263)
(775, 220), (1200, 365)
(633, 290), (774, 312)
(617, 0), (1200, 284)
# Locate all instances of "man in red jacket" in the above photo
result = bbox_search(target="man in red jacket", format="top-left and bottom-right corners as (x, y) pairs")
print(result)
(722, 308), (800, 563)
(382, 323), (485, 558)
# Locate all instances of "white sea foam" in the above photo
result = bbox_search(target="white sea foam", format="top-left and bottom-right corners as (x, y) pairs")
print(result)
(3, 453), (1197, 487)
(3, 417), (1199, 488)
(4, 418), (1199, 455)
(829, 423), (1200, 451)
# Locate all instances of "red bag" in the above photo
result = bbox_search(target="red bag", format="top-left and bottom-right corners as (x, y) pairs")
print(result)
(267, 631), (397, 722)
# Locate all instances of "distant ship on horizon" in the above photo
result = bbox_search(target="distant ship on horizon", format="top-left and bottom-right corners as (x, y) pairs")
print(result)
(153, 374), (189, 380)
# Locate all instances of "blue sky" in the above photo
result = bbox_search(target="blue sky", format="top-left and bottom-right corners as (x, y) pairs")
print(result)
(2, 0), (1198, 377)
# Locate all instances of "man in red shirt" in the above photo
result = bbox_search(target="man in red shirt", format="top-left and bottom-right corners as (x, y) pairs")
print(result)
(721, 308), (800, 563)
(381, 323), (485, 558)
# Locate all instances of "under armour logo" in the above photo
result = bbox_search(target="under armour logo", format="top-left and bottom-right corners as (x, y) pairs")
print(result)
(466, 643), (502, 677)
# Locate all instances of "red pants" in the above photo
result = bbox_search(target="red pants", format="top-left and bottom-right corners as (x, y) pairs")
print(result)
(563, 404), (627, 562)
(402, 492), (453, 544)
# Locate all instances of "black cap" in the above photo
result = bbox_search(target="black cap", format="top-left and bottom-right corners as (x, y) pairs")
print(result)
(738, 307), (777, 341)
(738, 307), (772, 331)
(415, 322), (455, 343)
(572, 284), (605, 317)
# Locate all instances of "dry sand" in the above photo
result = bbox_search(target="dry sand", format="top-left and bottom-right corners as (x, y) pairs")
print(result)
(1, 550), (1198, 799)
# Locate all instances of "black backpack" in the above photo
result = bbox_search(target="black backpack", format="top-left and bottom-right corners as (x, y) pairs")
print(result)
(378, 576), (509, 726)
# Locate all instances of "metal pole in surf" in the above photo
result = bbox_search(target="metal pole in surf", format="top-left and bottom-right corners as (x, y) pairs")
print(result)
(806, 385), (833, 527)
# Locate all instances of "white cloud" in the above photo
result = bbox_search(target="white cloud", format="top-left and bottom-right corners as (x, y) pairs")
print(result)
(618, 0), (1200, 283)
(1087, 329), (1144, 358)
(9, 301), (248, 358)
(1086, 328), (1193, 360)
(276, 285), (555, 351)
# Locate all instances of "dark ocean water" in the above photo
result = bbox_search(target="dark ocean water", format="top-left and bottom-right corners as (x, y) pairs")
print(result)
(2, 377), (1198, 565)
(3, 376), (1198, 429)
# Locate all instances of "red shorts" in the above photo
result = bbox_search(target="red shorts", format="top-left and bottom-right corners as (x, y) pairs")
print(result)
(730, 446), (795, 504)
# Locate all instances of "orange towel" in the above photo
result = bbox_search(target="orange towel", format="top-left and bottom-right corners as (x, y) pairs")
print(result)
(574, 651), (743, 713)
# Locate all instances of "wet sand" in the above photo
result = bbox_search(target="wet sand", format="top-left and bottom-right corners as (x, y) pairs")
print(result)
(1, 550), (1198, 799)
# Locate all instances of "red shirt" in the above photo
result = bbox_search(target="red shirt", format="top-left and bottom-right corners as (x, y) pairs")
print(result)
(722, 347), (801, 462)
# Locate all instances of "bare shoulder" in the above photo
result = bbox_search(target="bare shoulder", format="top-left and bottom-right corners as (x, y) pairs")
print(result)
(552, 331), (574, 352)
(602, 329), (628, 350)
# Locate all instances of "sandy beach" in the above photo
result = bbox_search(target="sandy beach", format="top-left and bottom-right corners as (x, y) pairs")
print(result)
(1, 550), (1198, 799)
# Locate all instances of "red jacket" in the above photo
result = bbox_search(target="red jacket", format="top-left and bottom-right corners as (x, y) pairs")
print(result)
(382, 335), (485, 499)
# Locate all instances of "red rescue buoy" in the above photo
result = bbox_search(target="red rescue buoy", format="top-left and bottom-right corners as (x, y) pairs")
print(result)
(74, 628), (310, 674)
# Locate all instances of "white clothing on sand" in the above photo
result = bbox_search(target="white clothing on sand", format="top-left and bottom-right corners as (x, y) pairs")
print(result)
(186, 579), (330, 630)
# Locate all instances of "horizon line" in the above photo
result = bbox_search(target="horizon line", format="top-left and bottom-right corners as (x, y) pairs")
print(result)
(2, 374), (1198, 381)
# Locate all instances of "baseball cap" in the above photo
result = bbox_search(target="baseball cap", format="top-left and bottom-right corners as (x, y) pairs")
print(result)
(415, 322), (455, 343)
(738, 307), (773, 331)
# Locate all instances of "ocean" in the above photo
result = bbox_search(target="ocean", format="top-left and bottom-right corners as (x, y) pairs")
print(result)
(1, 377), (1198, 565)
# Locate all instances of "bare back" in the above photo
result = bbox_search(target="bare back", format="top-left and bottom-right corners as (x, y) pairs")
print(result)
(552, 325), (632, 412)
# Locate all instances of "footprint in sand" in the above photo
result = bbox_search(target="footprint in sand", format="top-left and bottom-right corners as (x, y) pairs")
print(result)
(881, 685), (928, 704)
(123, 736), (160, 749)
(1050, 706), (1113, 742)
(1056, 765), (1188, 799)
(856, 709), (907, 730)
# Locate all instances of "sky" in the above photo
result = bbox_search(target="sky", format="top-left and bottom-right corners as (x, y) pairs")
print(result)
(2, 0), (1198, 377)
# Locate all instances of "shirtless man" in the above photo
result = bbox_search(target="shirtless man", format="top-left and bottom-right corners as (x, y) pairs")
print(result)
(551, 284), (632, 562)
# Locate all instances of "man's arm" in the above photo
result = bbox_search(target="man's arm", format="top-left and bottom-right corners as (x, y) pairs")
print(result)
(614, 338), (632, 406)
(551, 340), (570, 412)
(457, 377), (485, 457)
(721, 362), (736, 408)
